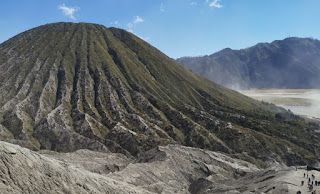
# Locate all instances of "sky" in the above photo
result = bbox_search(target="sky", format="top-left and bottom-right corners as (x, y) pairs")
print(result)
(1, 0), (320, 59)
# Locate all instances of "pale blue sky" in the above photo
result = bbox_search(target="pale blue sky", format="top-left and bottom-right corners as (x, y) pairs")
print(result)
(1, 0), (320, 58)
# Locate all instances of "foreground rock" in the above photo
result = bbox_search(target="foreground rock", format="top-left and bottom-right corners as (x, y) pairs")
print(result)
(43, 144), (259, 193)
(0, 141), (151, 194)
(190, 166), (320, 194)
(1, 140), (260, 194)
(110, 145), (259, 193)
(39, 149), (132, 174)
(1, 140), (315, 194)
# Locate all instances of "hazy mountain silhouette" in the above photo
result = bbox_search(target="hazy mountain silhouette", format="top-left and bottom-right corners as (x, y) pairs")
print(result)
(177, 37), (320, 89)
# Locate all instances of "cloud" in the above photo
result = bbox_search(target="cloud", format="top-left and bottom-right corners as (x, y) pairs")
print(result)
(125, 16), (150, 42)
(110, 21), (119, 26)
(127, 22), (133, 32)
(209, 0), (223, 8)
(134, 16), (144, 24)
(58, 4), (79, 20)
(190, 2), (198, 6)
(127, 16), (143, 32)
(160, 3), (165, 12)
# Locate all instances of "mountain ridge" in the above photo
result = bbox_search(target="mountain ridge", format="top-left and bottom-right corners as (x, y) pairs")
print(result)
(0, 23), (319, 166)
(177, 37), (320, 89)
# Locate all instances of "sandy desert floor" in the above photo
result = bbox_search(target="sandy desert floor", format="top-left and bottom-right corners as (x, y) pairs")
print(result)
(240, 89), (320, 120)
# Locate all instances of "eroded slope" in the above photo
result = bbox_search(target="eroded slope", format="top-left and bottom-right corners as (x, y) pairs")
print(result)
(0, 23), (319, 165)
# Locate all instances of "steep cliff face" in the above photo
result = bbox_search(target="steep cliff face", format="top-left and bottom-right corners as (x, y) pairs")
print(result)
(0, 23), (319, 165)
(177, 38), (320, 89)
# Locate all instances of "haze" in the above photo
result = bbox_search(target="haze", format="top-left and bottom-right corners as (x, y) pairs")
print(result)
(241, 89), (320, 119)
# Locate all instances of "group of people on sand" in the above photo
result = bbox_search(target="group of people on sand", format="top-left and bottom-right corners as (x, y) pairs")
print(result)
(299, 171), (319, 193)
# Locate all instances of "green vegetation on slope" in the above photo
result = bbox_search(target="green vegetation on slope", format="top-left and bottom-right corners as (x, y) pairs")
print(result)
(0, 23), (319, 167)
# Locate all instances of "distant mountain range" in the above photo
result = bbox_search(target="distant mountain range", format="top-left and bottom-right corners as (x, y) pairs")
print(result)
(177, 37), (320, 89)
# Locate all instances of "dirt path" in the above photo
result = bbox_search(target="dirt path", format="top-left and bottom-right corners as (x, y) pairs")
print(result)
(285, 168), (320, 193)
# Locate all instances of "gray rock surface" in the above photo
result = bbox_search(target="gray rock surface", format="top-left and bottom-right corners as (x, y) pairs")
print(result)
(38, 143), (260, 193)
(0, 141), (151, 194)
(0, 140), (312, 194)
(189, 166), (312, 194)
(0, 140), (258, 194)
(39, 149), (132, 174)
(109, 144), (259, 193)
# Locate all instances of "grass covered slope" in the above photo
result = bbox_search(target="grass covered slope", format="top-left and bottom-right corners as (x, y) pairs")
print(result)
(0, 22), (319, 166)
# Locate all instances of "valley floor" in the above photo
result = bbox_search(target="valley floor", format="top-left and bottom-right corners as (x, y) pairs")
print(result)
(286, 169), (320, 194)
(240, 89), (320, 120)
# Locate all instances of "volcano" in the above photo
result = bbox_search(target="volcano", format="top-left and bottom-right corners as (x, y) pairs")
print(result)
(0, 22), (319, 165)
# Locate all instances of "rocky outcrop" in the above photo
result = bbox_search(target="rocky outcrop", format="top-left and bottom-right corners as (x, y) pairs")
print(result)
(189, 165), (310, 194)
(1, 140), (260, 194)
(0, 141), (309, 194)
(0, 141), (151, 194)
(109, 144), (259, 193)
(43, 144), (259, 193)
(40, 149), (132, 174)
